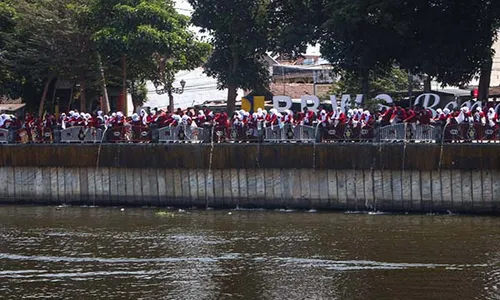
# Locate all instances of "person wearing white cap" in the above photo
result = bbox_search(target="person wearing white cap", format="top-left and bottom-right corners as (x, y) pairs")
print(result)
(131, 113), (141, 125)
(487, 107), (498, 128)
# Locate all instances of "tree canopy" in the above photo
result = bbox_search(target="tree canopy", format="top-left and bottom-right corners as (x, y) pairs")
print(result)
(317, 0), (500, 95)
(0, 0), (209, 115)
(188, 0), (274, 114)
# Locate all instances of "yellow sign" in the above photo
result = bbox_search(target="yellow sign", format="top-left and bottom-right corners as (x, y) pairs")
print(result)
(242, 96), (265, 113)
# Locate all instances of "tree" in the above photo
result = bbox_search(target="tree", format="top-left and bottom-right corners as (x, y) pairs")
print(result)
(128, 79), (148, 110)
(393, 0), (500, 92)
(0, 1), (17, 97)
(307, 0), (500, 99)
(188, 0), (273, 115)
(329, 66), (411, 98)
(318, 0), (407, 96)
(2, 0), (90, 115)
(89, 0), (209, 113)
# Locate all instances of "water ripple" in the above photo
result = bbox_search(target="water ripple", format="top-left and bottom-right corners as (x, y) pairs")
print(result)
(0, 253), (239, 264)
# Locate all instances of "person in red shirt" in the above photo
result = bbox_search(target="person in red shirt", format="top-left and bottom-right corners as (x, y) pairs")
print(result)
(302, 107), (316, 126)
(379, 106), (394, 126)
(266, 109), (280, 127)
(318, 109), (329, 127)
(330, 107), (346, 127)
(130, 113), (142, 126)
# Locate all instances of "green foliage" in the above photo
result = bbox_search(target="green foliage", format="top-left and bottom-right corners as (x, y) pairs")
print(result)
(0, 0), (209, 113)
(89, 0), (210, 109)
(330, 66), (410, 97)
(128, 79), (148, 110)
(319, 0), (400, 82)
(0, 1), (18, 96)
(317, 0), (500, 88)
(0, 1), (15, 48)
(188, 0), (274, 113)
(394, 0), (500, 87)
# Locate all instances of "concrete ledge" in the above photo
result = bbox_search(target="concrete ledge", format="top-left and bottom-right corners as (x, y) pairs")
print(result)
(0, 143), (498, 171)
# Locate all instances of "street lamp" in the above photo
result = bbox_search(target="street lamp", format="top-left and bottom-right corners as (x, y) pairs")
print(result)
(152, 79), (187, 113)
(153, 79), (187, 95)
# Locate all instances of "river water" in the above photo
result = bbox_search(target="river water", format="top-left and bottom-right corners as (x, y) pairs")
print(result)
(0, 206), (499, 299)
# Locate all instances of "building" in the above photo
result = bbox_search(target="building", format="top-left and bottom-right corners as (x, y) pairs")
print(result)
(270, 45), (335, 98)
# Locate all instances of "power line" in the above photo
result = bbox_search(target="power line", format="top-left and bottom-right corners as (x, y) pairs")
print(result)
(175, 7), (193, 12)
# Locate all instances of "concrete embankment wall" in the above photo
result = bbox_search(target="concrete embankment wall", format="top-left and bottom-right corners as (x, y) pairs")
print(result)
(0, 144), (499, 213)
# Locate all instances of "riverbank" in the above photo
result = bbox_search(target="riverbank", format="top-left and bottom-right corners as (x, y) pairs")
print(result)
(0, 143), (498, 213)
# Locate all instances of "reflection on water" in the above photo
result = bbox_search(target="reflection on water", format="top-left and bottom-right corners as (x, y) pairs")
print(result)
(0, 206), (499, 299)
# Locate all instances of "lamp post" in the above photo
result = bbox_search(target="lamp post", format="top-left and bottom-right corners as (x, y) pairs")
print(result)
(153, 79), (186, 112)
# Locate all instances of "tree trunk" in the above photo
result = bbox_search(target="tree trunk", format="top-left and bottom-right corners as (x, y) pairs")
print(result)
(97, 53), (111, 114)
(424, 75), (432, 92)
(168, 86), (174, 113)
(227, 84), (237, 115)
(38, 76), (54, 117)
(79, 77), (86, 112)
(122, 54), (127, 115)
(478, 56), (493, 102)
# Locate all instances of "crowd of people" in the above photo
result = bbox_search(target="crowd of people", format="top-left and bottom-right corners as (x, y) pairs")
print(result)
(0, 103), (498, 142)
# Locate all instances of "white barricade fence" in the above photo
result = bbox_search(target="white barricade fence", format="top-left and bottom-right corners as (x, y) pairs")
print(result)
(264, 125), (285, 142)
(413, 125), (437, 143)
(379, 123), (407, 141)
(293, 125), (316, 142)
(157, 126), (177, 143)
(60, 126), (104, 143)
(0, 128), (10, 143)
(158, 125), (205, 143)
(263, 124), (317, 142)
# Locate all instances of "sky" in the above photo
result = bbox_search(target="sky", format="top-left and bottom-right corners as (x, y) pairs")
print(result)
(174, 0), (194, 16)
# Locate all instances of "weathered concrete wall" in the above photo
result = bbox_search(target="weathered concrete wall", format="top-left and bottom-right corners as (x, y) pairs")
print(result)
(0, 166), (498, 213)
(0, 144), (498, 213)
(0, 143), (498, 170)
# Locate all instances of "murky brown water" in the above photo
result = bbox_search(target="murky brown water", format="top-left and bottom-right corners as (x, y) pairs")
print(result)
(0, 206), (499, 299)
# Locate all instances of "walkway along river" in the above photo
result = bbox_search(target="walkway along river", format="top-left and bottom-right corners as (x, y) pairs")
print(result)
(0, 143), (498, 213)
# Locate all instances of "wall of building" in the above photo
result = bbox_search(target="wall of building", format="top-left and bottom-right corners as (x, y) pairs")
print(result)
(0, 144), (498, 213)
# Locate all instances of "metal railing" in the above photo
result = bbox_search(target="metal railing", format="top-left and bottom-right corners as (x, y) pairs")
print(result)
(321, 124), (375, 142)
(157, 125), (206, 143)
(107, 125), (152, 143)
(443, 124), (499, 142)
(60, 126), (104, 143)
(0, 122), (499, 144)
